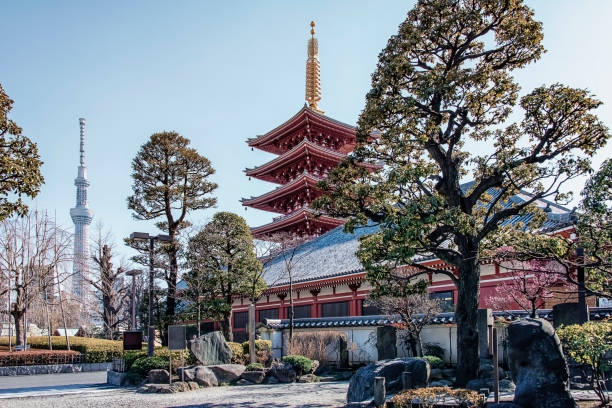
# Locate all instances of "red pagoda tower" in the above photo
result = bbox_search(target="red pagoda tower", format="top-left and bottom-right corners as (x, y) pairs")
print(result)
(243, 22), (373, 241)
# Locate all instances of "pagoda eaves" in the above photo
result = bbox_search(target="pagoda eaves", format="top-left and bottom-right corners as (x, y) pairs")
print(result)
(241, 172), (323, 214)
(245, 139), (348, 184)
(247, 105), (357, 155)
(250, 207), (344, 240)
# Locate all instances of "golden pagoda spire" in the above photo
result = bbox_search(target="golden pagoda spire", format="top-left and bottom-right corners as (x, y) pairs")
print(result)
(305, 21), (323, 114)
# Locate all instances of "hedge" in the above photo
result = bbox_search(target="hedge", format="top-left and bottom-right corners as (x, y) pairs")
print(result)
(391, 387), (485, 408)
(241, 339), (272, 355)
(0, 350), (82, 366)
(129, 356), (169, 378)
(423, 355), (445, 369)
(0, 336), (122, 363)
(228, 342), (244, 364)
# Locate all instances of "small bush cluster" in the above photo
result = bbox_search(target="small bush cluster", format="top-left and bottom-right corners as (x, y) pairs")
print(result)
(282, 355), (312, 376)
(129, 356), (169, 378)
(423, 343), (445, 360)
(245, 362), (264, 371)
(228, 341), (244, 364)
(423, 355), (445, 369)
(0, 336), (122, 363)
(390, 387), (485, 408)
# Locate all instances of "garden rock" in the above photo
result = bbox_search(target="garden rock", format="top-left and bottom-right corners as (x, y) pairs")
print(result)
(442, 368), (456, 378)
(430, 368), (443, 380)
(147, 369), (170, 384)
(270, 361), (297, 383)
(265, 375), (280, 384)
(507, 318), (577, 408)
(194, 366), (218, 387)
(189, 331), (232, 365)
(298, 374), (318, 383)
(430, 379), (453, 387)
(311, 359), (320, 374)
(176, 366), (196, 382)
(208, 364), (245, 383)
(346, 357), (430, 403)
(236, 379), (253, 386)
(241, 370), (265, 384)
(466, 378), (515, 393)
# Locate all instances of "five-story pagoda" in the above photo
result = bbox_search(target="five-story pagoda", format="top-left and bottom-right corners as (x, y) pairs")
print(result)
(242, 22), (373, 241)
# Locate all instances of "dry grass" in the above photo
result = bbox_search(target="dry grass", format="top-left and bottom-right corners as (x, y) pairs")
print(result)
(287, 331), (346, 365)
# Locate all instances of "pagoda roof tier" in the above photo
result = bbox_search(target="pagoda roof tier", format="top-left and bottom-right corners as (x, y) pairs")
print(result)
(247, 105), (357, 155)
(251, 207), (344, 241)
(241, 172), (323, 214)
(245, 139), (348, 184)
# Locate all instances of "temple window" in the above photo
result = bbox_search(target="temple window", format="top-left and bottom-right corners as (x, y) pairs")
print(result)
(430, 291), (454, 312)
(321, 301), (350, 317)
(258, 308), (279, 322)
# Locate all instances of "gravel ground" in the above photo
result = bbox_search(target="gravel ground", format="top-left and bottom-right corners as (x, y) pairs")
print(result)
(1, 381), (350, 408)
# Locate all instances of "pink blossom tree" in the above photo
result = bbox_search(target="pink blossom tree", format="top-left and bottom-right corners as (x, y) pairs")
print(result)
(490, 258), (566, 318)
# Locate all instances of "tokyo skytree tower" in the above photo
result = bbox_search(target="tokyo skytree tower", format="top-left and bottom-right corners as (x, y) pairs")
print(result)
(70, 118), (94, 299)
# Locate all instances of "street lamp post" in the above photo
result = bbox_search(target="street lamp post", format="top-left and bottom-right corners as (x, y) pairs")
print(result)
(130, 232), (171, 357)
(125, 269), (143, 330)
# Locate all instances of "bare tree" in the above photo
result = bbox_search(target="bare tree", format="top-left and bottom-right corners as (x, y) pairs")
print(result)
(367, 290), (441, 357)
(269, 233), (313, 342)
(0, 211), (72, 347)
(89, 226), (130, 339)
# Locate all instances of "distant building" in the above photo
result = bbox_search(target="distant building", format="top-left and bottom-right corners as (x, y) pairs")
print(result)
(70, 118), (93, 299)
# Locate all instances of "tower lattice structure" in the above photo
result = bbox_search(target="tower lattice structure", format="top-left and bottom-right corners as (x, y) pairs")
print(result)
(242, 22), (377, 241)
(70, 118), (94, 299)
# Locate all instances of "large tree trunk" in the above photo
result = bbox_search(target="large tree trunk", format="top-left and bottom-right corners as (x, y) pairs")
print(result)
(220, 313), (232, 342)
(455, 259), (480, 386)
(11, 309), (24, 348)
(163, 236), (179, 346)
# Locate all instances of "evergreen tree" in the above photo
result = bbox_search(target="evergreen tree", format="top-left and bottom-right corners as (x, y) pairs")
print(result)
(127, 131), (217, 337)
(315, 0), (610, 383)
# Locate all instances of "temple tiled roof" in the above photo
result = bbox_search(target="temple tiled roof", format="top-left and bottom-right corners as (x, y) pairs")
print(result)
(263, 308), (612, 329)
(261, 184), (574, 288)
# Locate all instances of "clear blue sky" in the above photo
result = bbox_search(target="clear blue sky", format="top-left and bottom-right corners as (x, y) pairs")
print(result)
(1, 1), (611, 262)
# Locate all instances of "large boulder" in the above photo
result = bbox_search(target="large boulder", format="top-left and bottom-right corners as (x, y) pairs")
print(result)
(507, 318), (577, 408)
(147, 369), (170, 384)
(346, 358), (430, 403)
(189, 331), (232, 365)
(176, 366), (196, 382)
(194, 366), (218, 387)
(208, 364), (246, 383)
(269, 361), (297, 383)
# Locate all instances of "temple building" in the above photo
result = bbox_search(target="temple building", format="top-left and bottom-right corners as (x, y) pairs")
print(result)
(70, 118), (93, 300)
(242, 22), (376, 241)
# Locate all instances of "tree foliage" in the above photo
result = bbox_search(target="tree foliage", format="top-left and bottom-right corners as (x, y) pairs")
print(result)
(185, 212), (264, 341)
(315, 0), (609, 383)
(0, 84), (44, 221)
(127, 131), (217, 332)
(557, 322), (611, 406)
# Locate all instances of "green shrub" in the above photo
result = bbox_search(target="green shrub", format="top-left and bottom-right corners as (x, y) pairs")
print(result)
(129, 356), (169, 378)
(423, 343), (445, 359)
(241, 339), (272, 354)
(124, 351), (147, 370)
(423, 355), (445, 369)
(228, 342), (245, 364)
(245, 362), (264, 371)
(557, 322), (612, 406)
(282, 355), (312, 376)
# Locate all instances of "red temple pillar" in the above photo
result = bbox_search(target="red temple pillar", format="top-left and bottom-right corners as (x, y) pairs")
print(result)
(310, 288), (321, 318)
(349, 282), (362, 316)
(278, 293), (287, 319)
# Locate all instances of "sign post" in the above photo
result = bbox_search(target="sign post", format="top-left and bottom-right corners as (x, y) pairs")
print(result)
(168, 325), (186, 385)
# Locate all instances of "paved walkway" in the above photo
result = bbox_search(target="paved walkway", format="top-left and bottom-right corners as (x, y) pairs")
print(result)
(0, 377), (350, 408)
(0, 371), (111, 399)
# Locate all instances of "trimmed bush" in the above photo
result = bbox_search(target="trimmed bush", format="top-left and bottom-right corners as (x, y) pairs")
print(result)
(391, 387), (485, 408)
(228, 341), (245, 364)
(423, 343), (445, 359)
(246, 362), (264, 371)
(423, 355), (445, 369)
(241, 339), (272, 354)
(129, 356), (169, 378)
(282, 355), (312, 376)
(123, 351), (147, 370)
(0, 350), (82, 366)
(0, 336), (122, 363)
